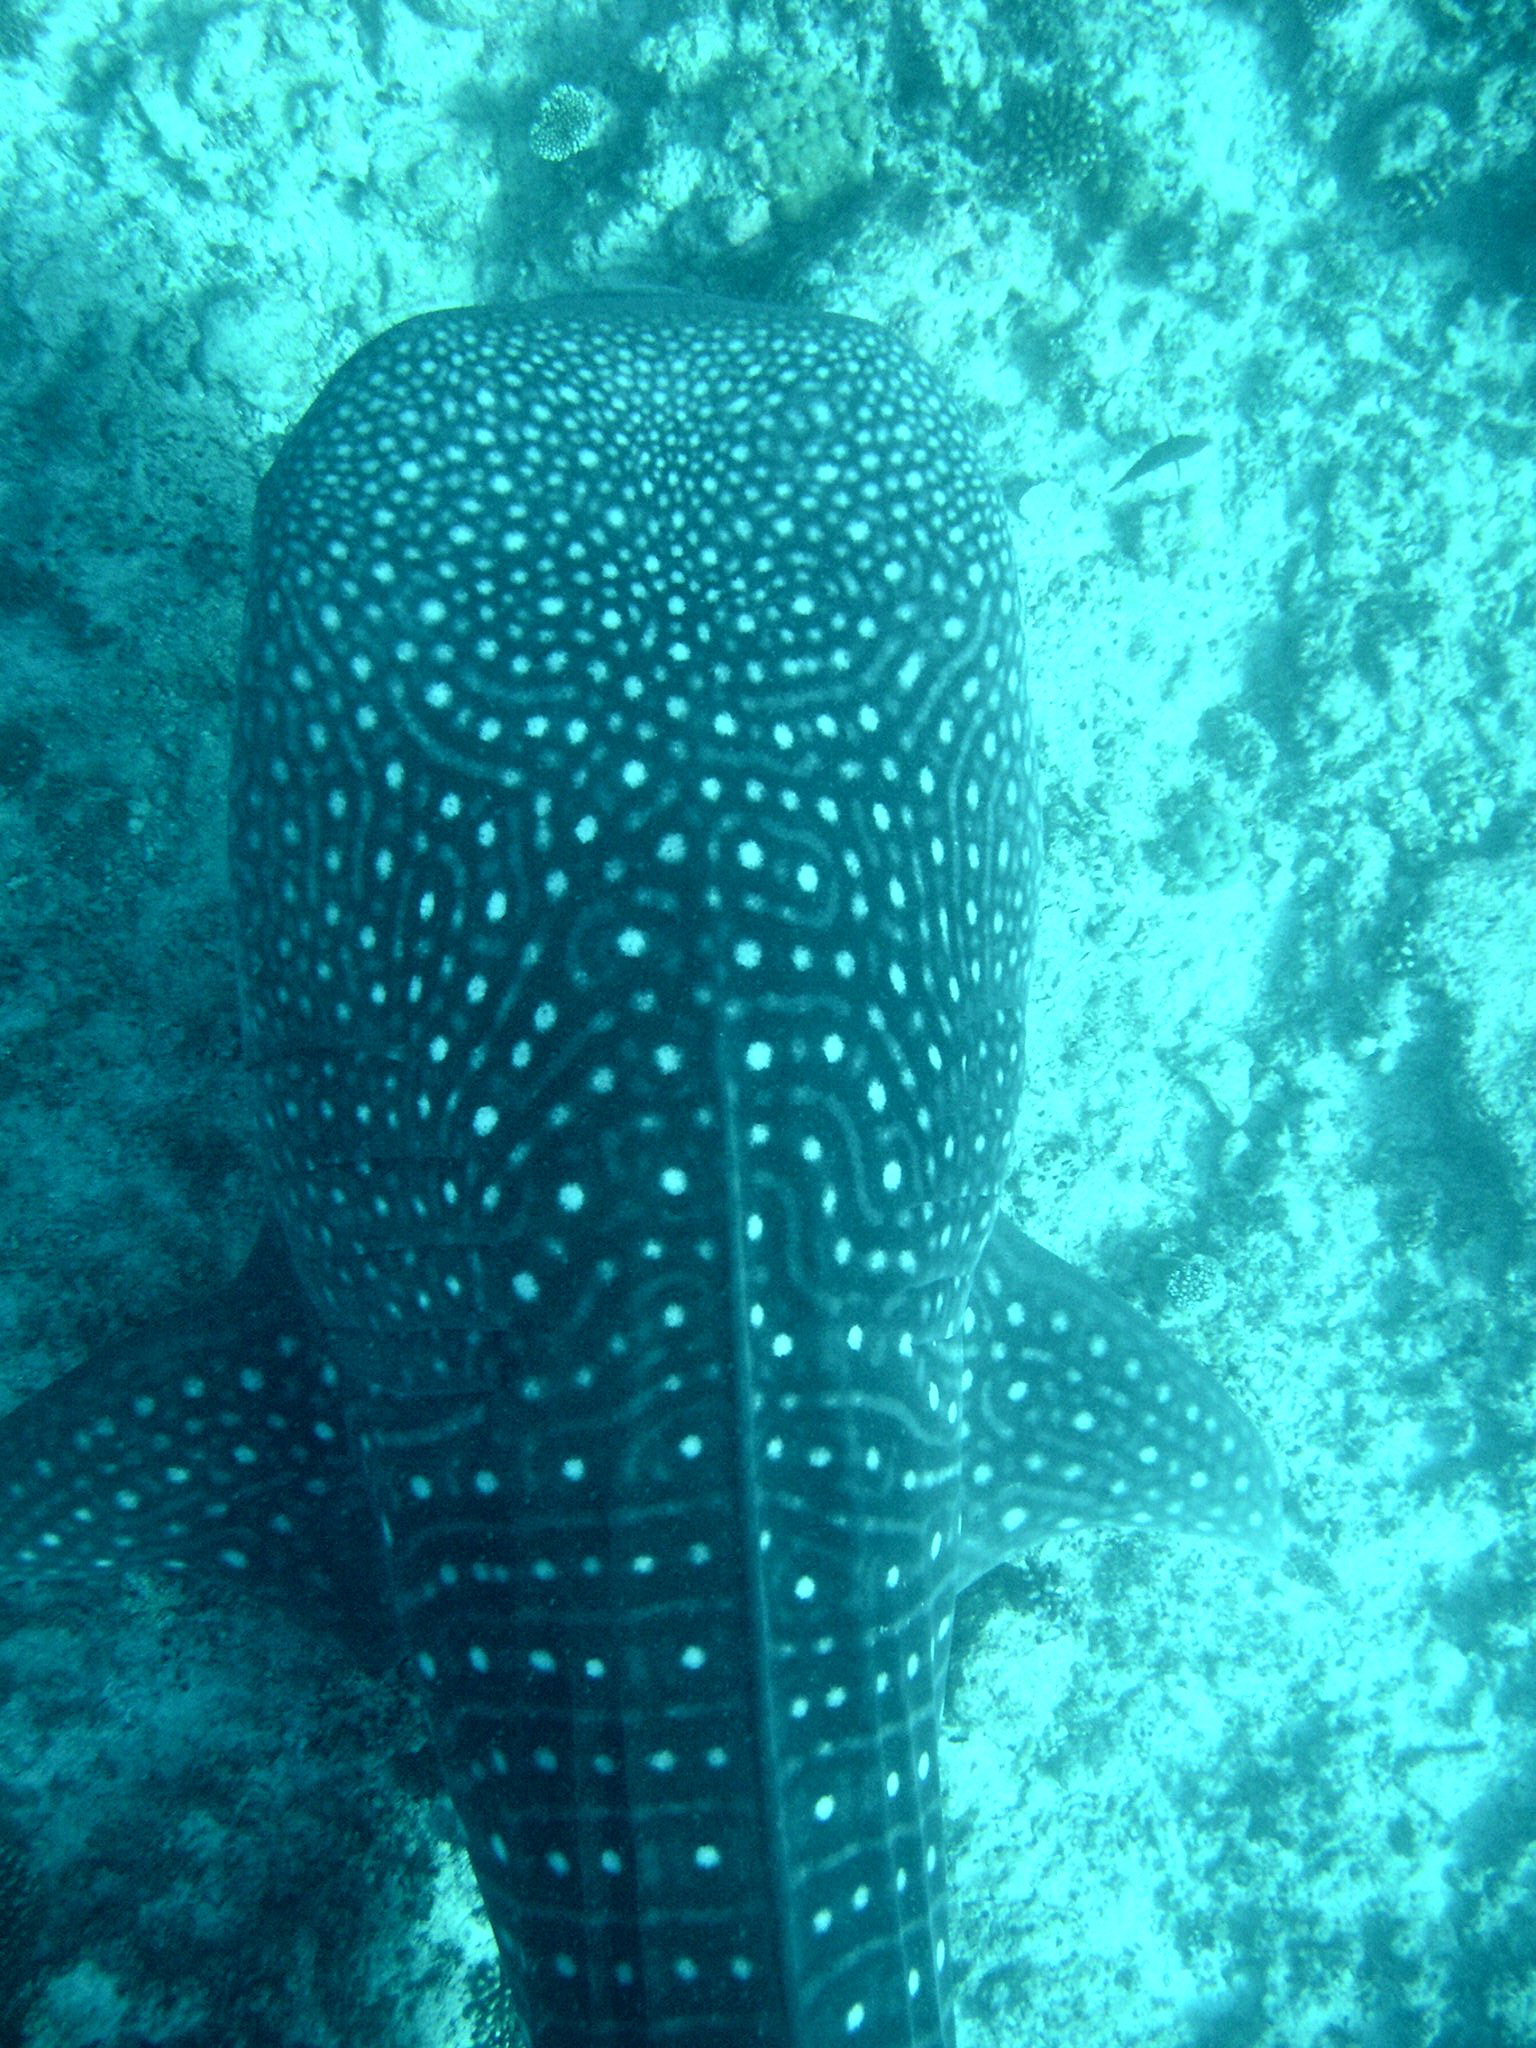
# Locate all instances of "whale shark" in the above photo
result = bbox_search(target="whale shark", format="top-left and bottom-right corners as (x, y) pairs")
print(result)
(2, 292), (1278, 2047)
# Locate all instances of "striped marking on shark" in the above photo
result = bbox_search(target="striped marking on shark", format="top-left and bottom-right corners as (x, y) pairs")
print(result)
(2, 293), (1279, 2046)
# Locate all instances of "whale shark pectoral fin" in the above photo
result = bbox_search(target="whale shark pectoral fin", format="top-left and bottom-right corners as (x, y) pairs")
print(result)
(0, 1220), (379, 1629)
(958, 1215), (1282, 1589)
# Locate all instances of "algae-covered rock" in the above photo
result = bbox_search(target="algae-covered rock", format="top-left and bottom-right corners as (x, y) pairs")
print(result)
(732, 55), (875, 223)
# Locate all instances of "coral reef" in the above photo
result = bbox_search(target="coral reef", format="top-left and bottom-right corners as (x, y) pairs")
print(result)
(528, 82), (606, 164)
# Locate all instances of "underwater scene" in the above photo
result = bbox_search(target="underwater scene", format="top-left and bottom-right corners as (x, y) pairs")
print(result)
(0, 0), (1532, 2044)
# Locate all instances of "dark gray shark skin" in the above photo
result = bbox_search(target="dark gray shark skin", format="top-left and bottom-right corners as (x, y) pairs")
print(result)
(2, 295), (1279, 2048)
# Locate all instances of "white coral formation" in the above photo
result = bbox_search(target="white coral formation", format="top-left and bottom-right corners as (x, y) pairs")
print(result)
(529, 84), (606, 163)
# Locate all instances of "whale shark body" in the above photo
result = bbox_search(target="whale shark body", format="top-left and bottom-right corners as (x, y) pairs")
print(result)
(3, 294), (1277, 2046)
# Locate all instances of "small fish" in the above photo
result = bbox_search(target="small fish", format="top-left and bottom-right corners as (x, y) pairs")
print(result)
(1112, 431), (1212, 490)
(4, 293), (1277, 2046)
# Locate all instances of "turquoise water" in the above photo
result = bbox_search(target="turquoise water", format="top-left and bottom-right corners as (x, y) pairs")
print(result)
(0, 1), (1532, 2043)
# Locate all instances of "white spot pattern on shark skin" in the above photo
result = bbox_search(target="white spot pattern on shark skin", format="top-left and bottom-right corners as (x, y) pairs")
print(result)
(230, 293), (1040, 2048)
(0, 293), (1280, 2048)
